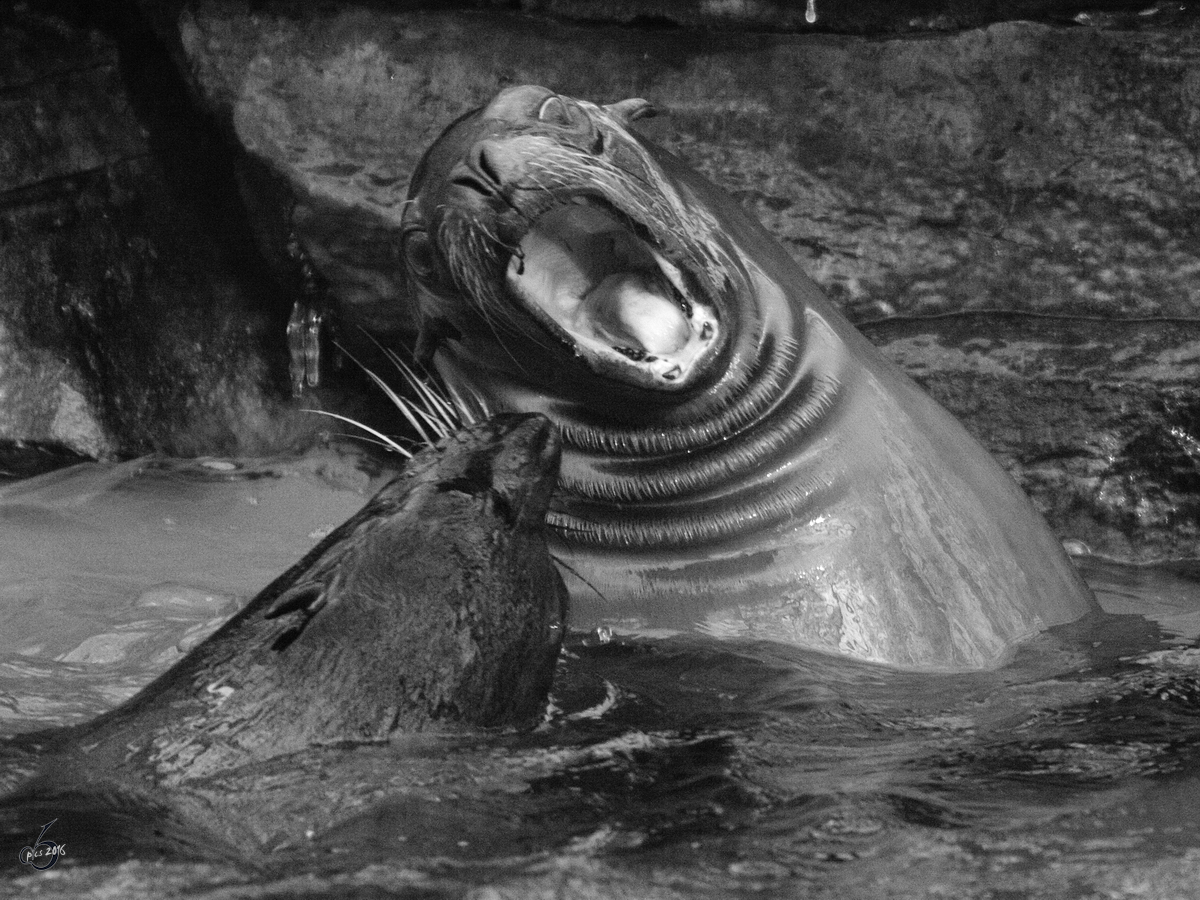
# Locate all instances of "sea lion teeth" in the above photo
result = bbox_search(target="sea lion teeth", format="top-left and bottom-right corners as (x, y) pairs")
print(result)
(647, 246), (697, 316)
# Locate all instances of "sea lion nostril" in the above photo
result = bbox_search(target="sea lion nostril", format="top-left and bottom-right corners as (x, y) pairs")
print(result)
(472, 142), (504, 188)
(449, 173), (492, 196)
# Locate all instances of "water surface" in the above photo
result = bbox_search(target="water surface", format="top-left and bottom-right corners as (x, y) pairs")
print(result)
(2, 455), (1199, 899)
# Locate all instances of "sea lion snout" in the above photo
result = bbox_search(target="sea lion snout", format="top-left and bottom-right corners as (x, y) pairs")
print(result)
(463, 139), (523, 193)
(447, 140), (510, 200)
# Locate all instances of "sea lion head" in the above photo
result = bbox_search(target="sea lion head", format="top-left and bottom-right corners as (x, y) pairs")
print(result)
(401, 85), (763, 415)
(401, 84), (811, 549)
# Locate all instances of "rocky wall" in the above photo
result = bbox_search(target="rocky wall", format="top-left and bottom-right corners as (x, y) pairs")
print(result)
(0, 2), (333, 472)
(1, 0), (1198, 560)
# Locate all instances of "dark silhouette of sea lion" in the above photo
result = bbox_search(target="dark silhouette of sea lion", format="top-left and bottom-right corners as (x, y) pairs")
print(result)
(0, 414), (565, 860)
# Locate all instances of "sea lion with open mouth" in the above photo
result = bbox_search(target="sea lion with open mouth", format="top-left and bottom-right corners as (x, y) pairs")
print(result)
(399, 85), (1097, 671)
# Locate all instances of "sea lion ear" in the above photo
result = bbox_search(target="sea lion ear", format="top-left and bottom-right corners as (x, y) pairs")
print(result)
(401, 228), (437, 279)
(606, 98), (658, 125)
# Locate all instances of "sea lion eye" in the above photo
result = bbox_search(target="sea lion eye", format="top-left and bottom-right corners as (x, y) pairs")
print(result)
(402, 229), (437, 279)
(538, 96), (602, 153)
(537, 95), (575, 127)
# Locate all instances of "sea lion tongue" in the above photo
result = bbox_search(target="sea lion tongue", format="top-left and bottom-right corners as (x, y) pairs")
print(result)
(584, 271), (690, 357)
(506, 200), (708, 383)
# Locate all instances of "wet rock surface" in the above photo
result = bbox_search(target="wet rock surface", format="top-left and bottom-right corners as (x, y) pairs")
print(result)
(862, 314), (1200, 560)
(0, 3), (343, 473)
(485, 0), (1197, 33)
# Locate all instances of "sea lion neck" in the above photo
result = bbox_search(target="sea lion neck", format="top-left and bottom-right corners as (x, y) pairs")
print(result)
(549, 266), (850, 525)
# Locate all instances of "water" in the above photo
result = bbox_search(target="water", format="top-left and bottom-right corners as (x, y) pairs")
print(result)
(0, 451), (377, 734)
(3, 454), (1200, 899)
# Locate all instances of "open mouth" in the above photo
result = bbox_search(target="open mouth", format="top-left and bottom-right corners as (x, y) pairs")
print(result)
(504, 198), (720, 388)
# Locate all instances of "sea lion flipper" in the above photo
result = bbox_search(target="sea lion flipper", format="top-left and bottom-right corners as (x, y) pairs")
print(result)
(264, 581), (326, 620)
(259, 497), (397, 623)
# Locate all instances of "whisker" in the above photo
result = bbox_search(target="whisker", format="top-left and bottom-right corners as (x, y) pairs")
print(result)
(549, 554), (610, 605)
(310, 333), (475, 456)
(302, 409), (414, 459)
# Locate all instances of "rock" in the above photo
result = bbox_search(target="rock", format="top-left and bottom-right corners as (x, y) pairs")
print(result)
(863, 315), (1200, 560)
(0, 4), (347, 471)
(477, 0), (1197, 34)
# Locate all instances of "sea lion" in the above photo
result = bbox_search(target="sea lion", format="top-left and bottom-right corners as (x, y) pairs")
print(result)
(399, 85), (1098, 671)
(1, 414), (566, 797)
